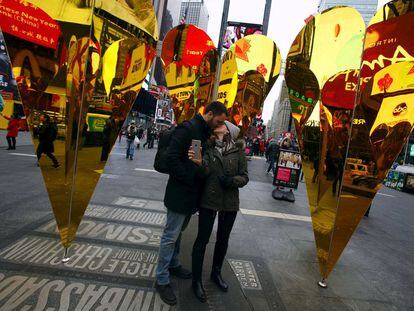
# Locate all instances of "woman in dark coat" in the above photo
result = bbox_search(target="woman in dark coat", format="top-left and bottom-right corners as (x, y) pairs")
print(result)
(36, 114), (59, 168)
(191, 120), (249, 302)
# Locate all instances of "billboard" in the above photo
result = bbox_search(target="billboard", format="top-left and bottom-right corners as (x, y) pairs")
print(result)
(273, 149), (302, 189)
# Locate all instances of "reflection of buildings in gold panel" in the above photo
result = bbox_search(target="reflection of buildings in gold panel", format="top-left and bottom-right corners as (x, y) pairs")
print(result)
(0, 0), (95, 247)
(329, 61), (414, 278)
(65, 36), (156, 246)
(286, 6), (365, 279)
(0, 0), (157, 248)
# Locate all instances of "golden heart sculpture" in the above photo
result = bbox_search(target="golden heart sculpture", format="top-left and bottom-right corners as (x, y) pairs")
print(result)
(0, 0), (157, 248)
(286, 0), (414, 283)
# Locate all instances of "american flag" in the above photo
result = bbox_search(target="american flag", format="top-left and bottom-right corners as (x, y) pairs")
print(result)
(180, 4), (189, 24)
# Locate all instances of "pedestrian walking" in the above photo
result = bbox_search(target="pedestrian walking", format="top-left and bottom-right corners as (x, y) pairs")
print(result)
(155, 102), (228, 306)
(259, 139), (265, 156)
(266, 138), (280, 175)
(1, 112), (20, 150)
(36, 114), (59, 168)
(125, 121), (137, 160)
(191, 121), (248, 302)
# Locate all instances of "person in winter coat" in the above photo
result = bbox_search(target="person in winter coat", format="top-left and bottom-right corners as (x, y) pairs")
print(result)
(1, 112), (20, 150)
(155, 102), (228, 306)
(36, 114), (59, 168)
(191, 120), (249, 302)
(125, 120), (137, 160)
(266, 138), (280, 174)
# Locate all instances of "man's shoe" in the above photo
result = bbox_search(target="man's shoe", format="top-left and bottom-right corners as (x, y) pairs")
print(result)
(192, 280), (207, 303)
(211, 269), (228, 292)
(155, 282), (177, 306)
(169, 266), (192, 279)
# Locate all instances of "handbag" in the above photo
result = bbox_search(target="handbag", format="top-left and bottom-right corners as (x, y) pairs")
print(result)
(134, 136), (140, 145)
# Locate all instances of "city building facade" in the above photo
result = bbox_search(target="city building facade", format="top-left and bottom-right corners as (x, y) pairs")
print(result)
(319, 0), (378, 24)
(180, 0), (209, 31)
(269, 82), (292, 140)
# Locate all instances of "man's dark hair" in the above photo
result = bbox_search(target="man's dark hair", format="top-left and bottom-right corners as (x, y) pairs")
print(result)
(204, 101), (228, 117)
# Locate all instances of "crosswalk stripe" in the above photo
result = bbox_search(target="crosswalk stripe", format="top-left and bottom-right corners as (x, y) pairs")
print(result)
(9, 153), (36, 157)
(240, 208), (311, 222)
(134, 168), (159, 173)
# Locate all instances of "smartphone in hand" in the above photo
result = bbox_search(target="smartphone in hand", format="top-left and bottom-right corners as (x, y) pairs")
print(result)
(191, 139), (201, 160)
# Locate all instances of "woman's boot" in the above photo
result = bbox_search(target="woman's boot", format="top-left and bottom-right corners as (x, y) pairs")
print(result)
(210, 266), (228, 292)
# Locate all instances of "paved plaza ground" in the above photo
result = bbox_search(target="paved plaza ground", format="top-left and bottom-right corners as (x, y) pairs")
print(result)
(0, 131), (413, 310)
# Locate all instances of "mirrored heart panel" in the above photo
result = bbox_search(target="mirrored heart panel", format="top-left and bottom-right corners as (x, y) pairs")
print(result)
(328, 1), (414, 278)
(195, 49), (219, 115)
(217, 48), (238, 111)
(0, 0), (157, 247)
(226, 35), (282, 130)
(0, 0), (95, 247)
(161, 24), (216, 123)
(286, 6), (365, 278)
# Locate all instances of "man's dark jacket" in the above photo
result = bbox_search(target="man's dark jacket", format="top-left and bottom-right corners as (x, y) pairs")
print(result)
(267, 141), (280, 160)
(164, 114), (211, 215)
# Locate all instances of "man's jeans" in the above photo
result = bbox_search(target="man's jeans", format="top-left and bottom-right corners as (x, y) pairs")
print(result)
(126, 139), (135, 159)
(156, 209), (191, 285)
(267, 158), (276, 174)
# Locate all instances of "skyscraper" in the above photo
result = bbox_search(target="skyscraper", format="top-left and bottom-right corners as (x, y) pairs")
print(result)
(319, 0), (378, 24)
(180, 0), (209, 31)
(269, 81), (292, 139)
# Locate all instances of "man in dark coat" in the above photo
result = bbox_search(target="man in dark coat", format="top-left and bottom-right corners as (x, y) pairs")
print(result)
(266, 138), (280, 174)
(155, 102), (228, 306)
(36, 114), (59, 168)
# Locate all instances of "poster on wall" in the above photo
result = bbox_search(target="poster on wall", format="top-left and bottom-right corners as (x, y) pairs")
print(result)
(0, 32), (18, 101)
(273, 149), (302, 189)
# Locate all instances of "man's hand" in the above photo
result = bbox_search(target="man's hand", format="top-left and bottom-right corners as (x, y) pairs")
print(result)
(188, 146), (202, 166)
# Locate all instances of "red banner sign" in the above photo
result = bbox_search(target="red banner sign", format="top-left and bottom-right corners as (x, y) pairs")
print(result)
(0, 0), (61, 49)
(321, 69), (359, 110)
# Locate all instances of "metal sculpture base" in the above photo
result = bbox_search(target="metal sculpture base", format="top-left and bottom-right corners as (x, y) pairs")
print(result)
(272, 188), (295, 202)
(62, 247), (70, 263)
(318, 279), (328, 288)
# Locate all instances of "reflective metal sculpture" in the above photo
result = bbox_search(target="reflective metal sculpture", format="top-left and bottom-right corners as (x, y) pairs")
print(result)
(286, 6), (365, 280)
(0, 0), (157, 248)
(287, 1), (414, 283)
(330, 2), (414, 279)
(161, 24), (216, 123)
(222, 35), (282, 129)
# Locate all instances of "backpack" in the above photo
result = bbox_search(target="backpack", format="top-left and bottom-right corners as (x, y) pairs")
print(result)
(154, 119), (195, 174)
(126, 125), (136, 140)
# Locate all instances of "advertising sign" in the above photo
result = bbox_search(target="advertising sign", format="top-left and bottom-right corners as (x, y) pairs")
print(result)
(0, 0), (61, 50)
(273, 149), (302, 189)
(86, 113), (110, 133)
(155, 99), (173, 124)
(0, 31), (18, 100)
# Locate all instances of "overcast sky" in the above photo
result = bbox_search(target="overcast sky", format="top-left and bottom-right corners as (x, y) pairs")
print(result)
(204, 0), (388, 123)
